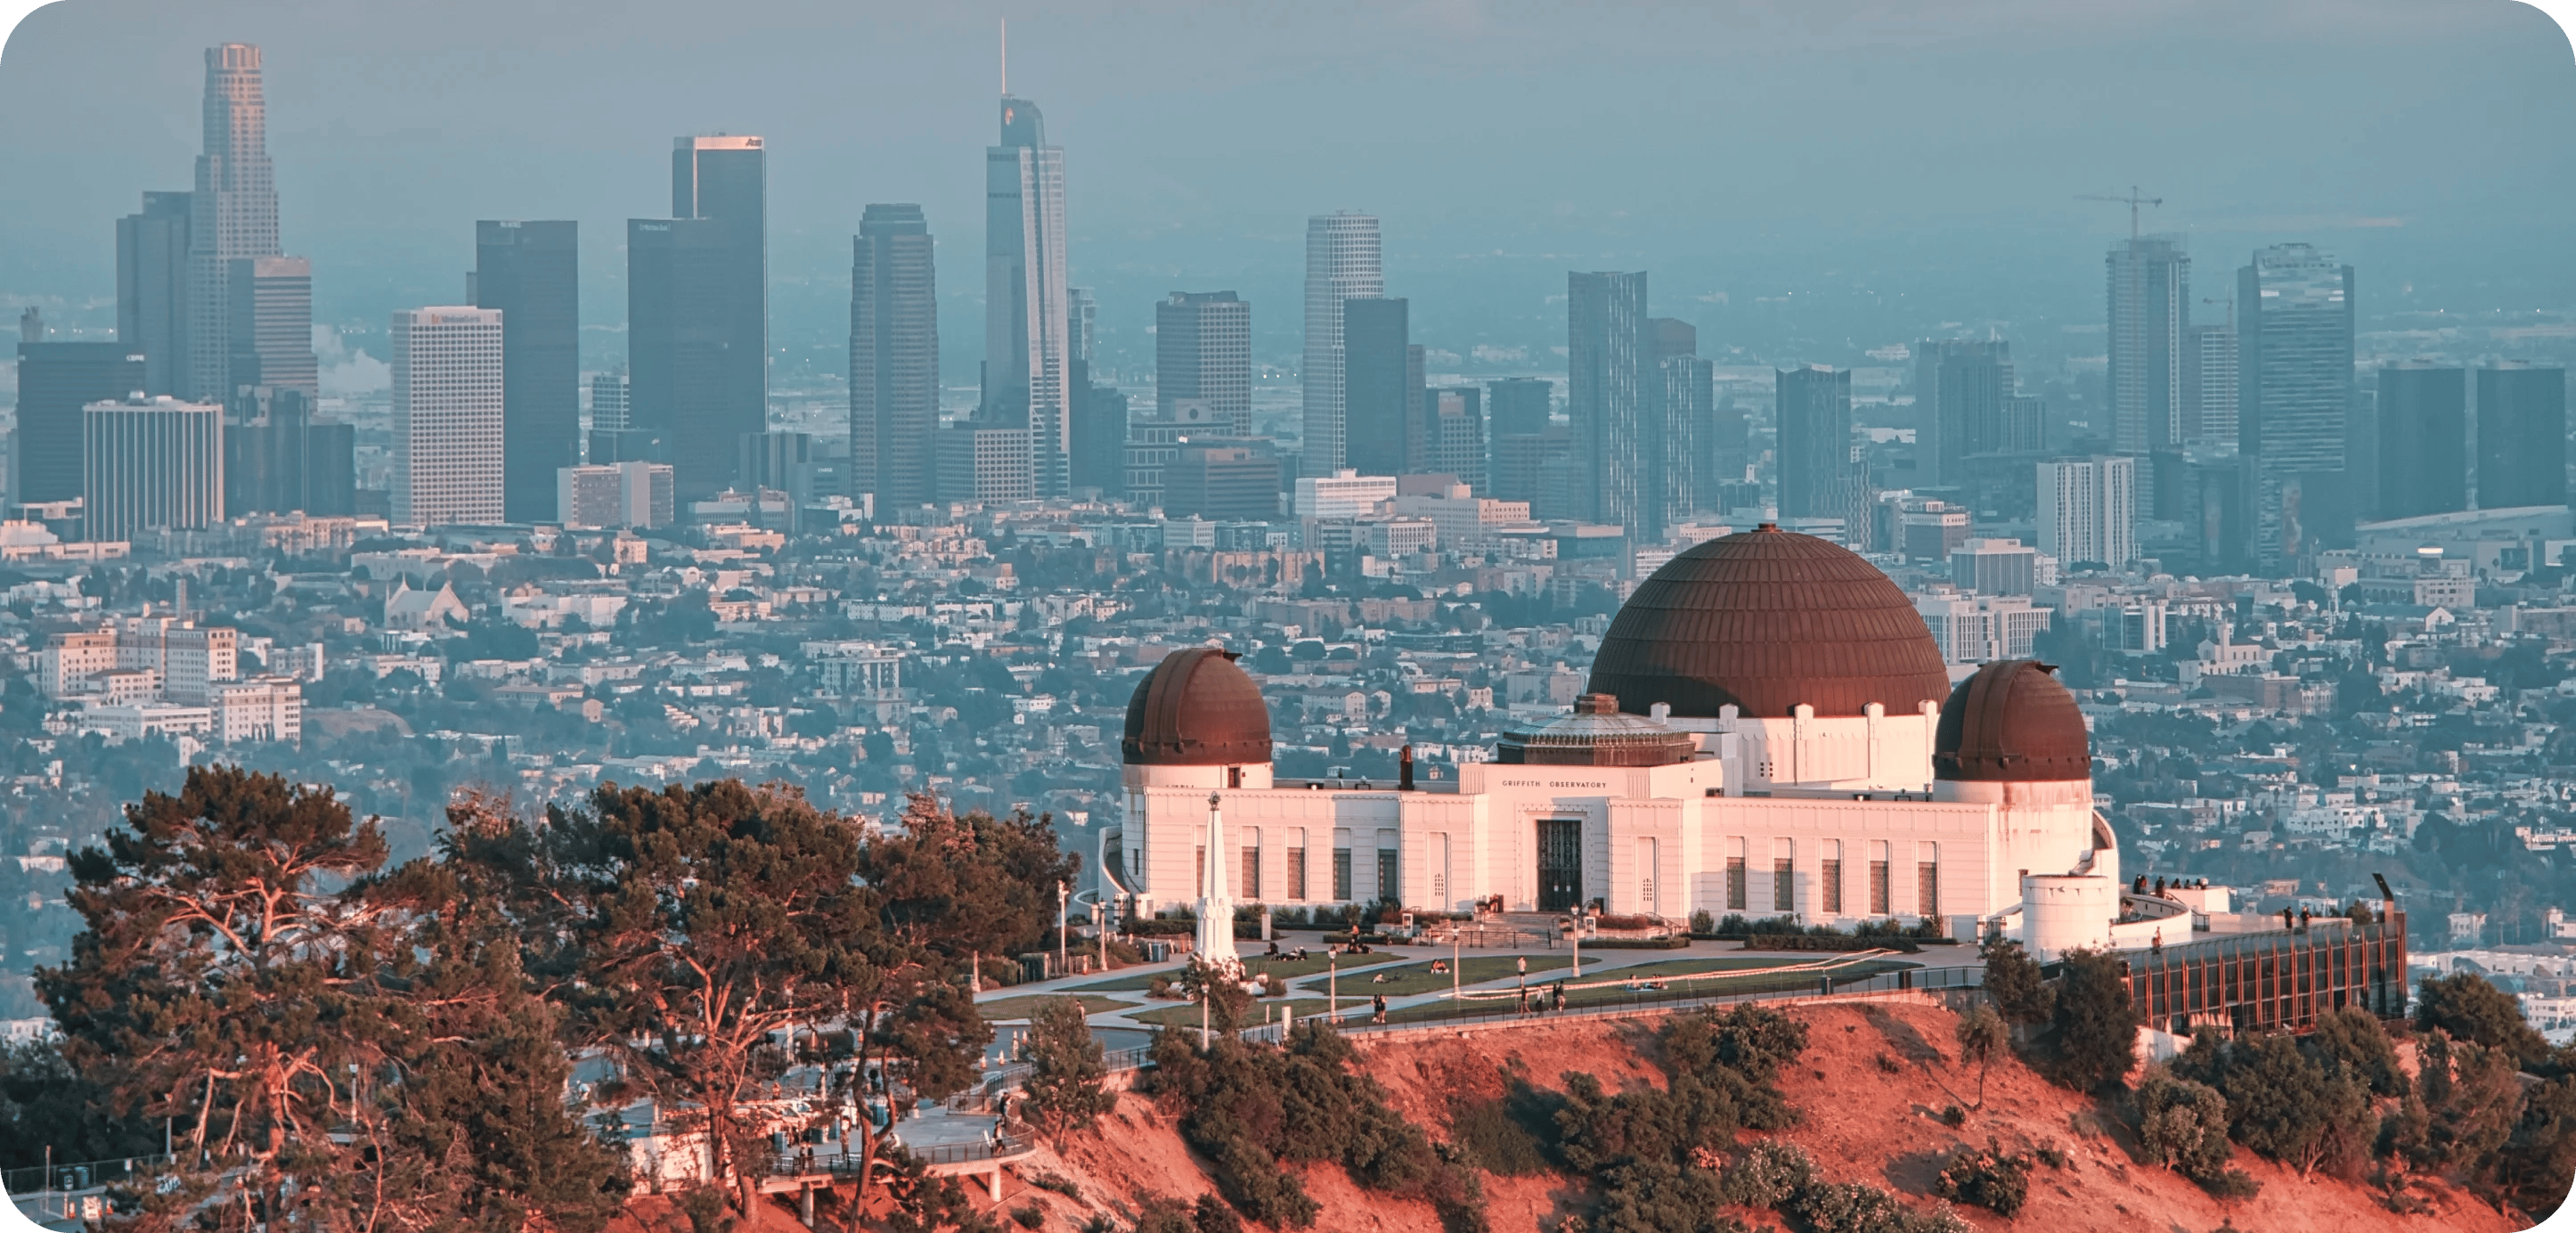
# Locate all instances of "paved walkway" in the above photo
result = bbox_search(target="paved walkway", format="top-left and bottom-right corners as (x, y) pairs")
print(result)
(972, 934), (1951, 1047)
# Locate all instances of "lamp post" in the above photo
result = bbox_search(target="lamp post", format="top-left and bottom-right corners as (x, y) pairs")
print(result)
(1451, 923), (1461, 1008)
(1329, 952), (1338, 1025)
(1057, 880), (1068, 978)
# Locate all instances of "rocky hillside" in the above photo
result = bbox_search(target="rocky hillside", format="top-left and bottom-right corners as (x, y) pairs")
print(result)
(976, 1000), (2525, 1233)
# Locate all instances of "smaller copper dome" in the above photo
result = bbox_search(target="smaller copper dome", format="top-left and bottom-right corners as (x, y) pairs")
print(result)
(1121, 647), (1274, 766)
(1496, 693), (1700, 767)
(1934, 660), (2090, 782)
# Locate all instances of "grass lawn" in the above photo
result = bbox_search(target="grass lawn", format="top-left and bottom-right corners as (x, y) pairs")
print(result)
(1382, 959), (1912, 1025)
(1302, 953), (1576, 997)
(974, 994), (1132, 1021)
(1554, 953), (1903, 982)
(1125, 997), (1366, 1027)
(1068, 951), (1405, 992)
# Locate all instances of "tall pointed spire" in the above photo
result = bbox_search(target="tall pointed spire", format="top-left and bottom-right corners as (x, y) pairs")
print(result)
(1195, 792), (1239, 968)
(999, 18), (1008, 95)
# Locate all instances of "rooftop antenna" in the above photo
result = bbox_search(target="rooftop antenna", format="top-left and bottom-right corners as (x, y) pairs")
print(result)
(999, 18), (1007, 95)
(2078, 185), (2164, 241)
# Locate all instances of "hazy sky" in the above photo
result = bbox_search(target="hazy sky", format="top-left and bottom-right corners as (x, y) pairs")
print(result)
(2, 0), (2571, 382)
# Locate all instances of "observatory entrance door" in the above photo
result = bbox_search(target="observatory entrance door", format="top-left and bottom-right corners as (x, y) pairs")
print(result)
(1537, 819), (1583, 912)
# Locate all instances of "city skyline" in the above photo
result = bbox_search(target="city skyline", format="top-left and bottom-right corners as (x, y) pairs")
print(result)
(6, 3), (2573, 388)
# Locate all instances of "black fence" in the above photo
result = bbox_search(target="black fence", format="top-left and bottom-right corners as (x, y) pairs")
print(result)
(0, 1152), (173, 1198)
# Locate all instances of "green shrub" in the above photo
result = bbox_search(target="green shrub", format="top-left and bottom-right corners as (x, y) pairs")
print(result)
(2417, 973), (2552, 1067)
(1689, 909), (1716, 935)
(1450, 1089), (1555, 1176)
(1715, 1139), (1816, 1208)
(2136, 1067), (2232, 1181)
(1784, 1180), (1971, 1233)
(2047, 949), (2141, 1091)
(1023, 995), (1113, 1138)
(1144, 1022), (1484, 1229)
(1010, 1203), (1044, 1229)
(1931, 1139), (2030, 1216)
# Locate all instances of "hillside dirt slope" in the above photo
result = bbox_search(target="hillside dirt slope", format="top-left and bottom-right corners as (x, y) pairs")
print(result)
(638, 1000), (2534, 1232)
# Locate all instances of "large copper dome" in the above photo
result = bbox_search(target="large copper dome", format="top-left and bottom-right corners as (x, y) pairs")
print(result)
(1121, 647), (1274, 766)
(1586, 525), (1952, 719)
(1934, 659), (2090, 781)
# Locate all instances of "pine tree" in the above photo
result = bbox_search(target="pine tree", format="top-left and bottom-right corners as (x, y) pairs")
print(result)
(37, 766), (395, 1229)
(1023, 996), (1113, 1139)
(2047, 949), (2140, 1091)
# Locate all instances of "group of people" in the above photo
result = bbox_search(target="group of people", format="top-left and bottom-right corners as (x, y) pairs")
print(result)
(1514, 982), (1569, 1013)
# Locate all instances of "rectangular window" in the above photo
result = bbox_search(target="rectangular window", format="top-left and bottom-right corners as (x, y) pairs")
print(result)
(1774, 861), (1794, 916)
(1196, 846), (1206, 898)
(1636, 837), (1658, 913)
(1726, 859), (1747, 910)
(1822, 840), (1843, 915)
(1289, 847), (1307, 900)
(1870, 840), (1891, 916)
(1333, 848), (1352, 901)
(1243, 848), (1260, 902)
(1918, 842), (1940, 924)
(1377, 851), (1400, 905)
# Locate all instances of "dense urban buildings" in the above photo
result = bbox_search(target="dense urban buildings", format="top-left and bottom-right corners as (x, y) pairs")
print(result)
(474, 220), (579, 523)
(1300, 212), (1382, 476)
(1915, 339), (2012, 493)
(849, 203), (939, 510)
(389, 306), (504, 526)
(224, 255), (315, 399)
(2037, 454), (2136, 568)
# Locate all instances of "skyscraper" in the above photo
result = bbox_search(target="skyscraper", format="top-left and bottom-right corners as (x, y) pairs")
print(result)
(1425, 387), (1486, 490)
(1300, 212), (1382, 476)
(985, 95), (1072, 495)
(2107, 237), (2189, 457)
(187, 45), (281, 403)
(1652, 317), (1709, 533)
(1157, 292), (1251, 437)
(2184, 323), (2238, 445)
(15, 341), (145, 505)
(475, 220), (579, 523)
(2037, 456), (2137, 568)
(2238, 243), (2355, 568)
(850, 204), (939, 509)
(224, 256), (315, 397)
(1488, 378), (1551, 440)
(225, 386), (353, 518)
(83, 395), (224, 541)
(390, 307), (504, 526)
(2375, 363), (2466, 520)
(590, 372), (629, 433)
(1569, 271), (1650, 534)
(632, 135), (766, 501)
(1776, 365), (1852, 521)
(116, 191), (191, 396)
(1341, 298), (1417, 477)
(1915, 339), (2011, 491)
(2478, 363), (2569, 510)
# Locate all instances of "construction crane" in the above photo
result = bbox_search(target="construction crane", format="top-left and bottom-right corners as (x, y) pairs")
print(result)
(2079, 186), (2164, 240)
(2203, 295), (2234, 328)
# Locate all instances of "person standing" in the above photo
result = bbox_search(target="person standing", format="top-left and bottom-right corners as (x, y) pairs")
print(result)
(1373, 992), (1388, 1025)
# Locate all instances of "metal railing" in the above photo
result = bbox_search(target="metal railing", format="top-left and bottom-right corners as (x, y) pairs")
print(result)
(0, 1153), (174, 1198)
